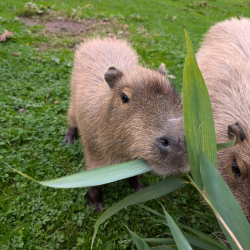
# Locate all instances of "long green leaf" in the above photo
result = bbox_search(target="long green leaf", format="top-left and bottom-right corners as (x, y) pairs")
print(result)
(158, 219), (228, 250)
(183, 28), (217, 189)
(139, 204), (228, 249)
(143, 238), (175, 245)
(92, 178), (187, 248)
(184, 234), (225, 250)
(177, 223), (229, 250)
(161, 205), (193, 250)
(137, 204), (165, 219)
(152, 246), (175, 250)
(123, 224), (152, 250)
(200, 152), (250, 250)
(144, 235), (225, 250)
(7, 160), (151, 188)
(217, 137), (236, 151)
(192, 211), (217, 223)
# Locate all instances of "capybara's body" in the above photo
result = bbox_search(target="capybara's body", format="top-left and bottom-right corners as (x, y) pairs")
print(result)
(197, 18), (250, 221)
(65, 38), (189, 211)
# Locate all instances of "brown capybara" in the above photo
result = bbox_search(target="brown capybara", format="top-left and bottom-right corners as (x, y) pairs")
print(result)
(64, 37), (189, 212)
(196, 17), (250, 221)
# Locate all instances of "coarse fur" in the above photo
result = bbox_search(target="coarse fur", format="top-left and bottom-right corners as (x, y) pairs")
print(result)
(64, 37), (189, 212)
(196, 17), (250, 221)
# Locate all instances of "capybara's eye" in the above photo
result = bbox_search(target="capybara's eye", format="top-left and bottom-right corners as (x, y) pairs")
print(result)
(231, 159), (241, 177)
(121, 93), (130, 104)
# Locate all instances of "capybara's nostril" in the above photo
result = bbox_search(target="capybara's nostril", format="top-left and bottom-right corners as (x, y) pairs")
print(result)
(156, 137), (170, 152)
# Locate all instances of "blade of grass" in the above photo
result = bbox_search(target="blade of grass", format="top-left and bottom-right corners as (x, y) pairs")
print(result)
(123, 223), (152, 250)
(177, 223), (229, 250)
(184, 234), (226, 250)
(143, 238), (175, 245)
(192, 211), (217, 222)
(161, 205), (193, 250)
(137, 204), (165, 219)
(151, 246), (175, 250)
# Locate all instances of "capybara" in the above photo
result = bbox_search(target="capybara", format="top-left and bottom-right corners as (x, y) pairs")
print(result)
(196, 17), (250, 221)
(64, 37), (189, 212)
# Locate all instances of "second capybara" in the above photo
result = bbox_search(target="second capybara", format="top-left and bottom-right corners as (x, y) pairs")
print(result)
(64, 37), (189, 212)
(197, 17), (250, 221)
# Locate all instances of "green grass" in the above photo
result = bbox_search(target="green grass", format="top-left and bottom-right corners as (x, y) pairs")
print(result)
(0, 0), (250, 249)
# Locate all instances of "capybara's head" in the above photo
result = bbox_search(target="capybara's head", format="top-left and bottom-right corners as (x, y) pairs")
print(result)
(217, 122), (250, 221)
(99, 64), (189, 176)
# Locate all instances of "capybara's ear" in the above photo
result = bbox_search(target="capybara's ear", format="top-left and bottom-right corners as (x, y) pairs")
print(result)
(104, 66), (123, 89)
(228, 122), (246, 142)
(158, 63), (166, 76)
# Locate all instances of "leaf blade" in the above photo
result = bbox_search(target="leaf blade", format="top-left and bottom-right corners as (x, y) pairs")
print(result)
(151, 245), (175, 250)
(143, 238), (175, 245)
(123, 224), (152, 250)
(7, 160), (151, 188)
(183, 28), (217, 188)
(161, 206), (193, 250)
(92, 177), (187, 248)
(217, 137), (236, 151)
(184, 234), (226, 250)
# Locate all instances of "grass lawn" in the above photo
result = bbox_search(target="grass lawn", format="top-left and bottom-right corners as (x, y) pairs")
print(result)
(1, 0), (250, 249)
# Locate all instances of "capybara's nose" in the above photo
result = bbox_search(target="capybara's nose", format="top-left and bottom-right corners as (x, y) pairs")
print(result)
(156, 137), (171, 152)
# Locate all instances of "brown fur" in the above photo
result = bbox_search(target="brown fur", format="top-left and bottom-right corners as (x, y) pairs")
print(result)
(64, 38), (189, 211)
(196, 17), (250, 221)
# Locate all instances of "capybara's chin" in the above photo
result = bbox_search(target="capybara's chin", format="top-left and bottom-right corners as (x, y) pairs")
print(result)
(146, 159), (190, 177)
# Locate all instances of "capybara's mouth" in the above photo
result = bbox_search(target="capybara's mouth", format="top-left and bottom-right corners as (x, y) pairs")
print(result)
(145, 158), (190, 177)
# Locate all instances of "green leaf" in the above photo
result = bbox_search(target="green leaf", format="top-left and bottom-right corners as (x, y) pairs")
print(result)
(183, 28), (217, 189)
(177, 224), (229, 250)
(7, 160), (151, 188)
(161, 205), (193, 250)
(184, 234), (227, 250)
(200, 151), (250, 250)
(192, 211), (217, 223)
(139, 205), (228, 249)
(137, 204), (165, 219)
(143, 238), (175, 245)
(151, 245), (175, 250)
(217, 137), (236, 151)
(92, 177), (187, 248)
(123, 223), (152, 250)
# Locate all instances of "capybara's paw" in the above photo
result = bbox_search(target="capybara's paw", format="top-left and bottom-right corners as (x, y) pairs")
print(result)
(134, 182), (145, 192)
(88, 200), (103, 213)
(64, 126), (78, 145)
(128, 176), (145, 192)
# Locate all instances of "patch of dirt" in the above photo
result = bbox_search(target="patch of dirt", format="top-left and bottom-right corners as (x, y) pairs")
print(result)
(20, 17), (38, 27)
(20, 17), (105, 34)
(20, 15), (130, 51)
(44, 21), (87, 33)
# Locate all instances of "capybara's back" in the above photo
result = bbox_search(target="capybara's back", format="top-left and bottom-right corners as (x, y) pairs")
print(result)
(65, 37), (189, 212)
(197, 17), (250, 221)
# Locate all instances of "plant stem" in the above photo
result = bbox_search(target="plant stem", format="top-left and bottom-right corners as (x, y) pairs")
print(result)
(186, 174), (243, 250)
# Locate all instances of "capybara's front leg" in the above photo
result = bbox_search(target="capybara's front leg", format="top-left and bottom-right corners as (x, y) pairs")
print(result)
(64, 126), (78, 145)
(88, 186), (103, 213)
(128, 176), (144, 192)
